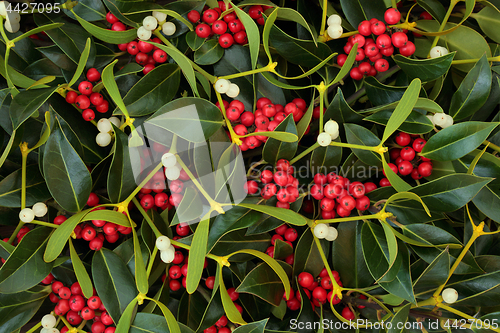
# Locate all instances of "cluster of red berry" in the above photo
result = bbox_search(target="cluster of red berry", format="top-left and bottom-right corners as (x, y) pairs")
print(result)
(387, 131), (432, 180)
(309, 173), (377, 218)
(42, 275), (115, 333)
(245, 159), (300, 209)
(202, 316), (234, 333)
(65, 68), (109, 122)
(190, 2), (271, 49)
(220, 97), (308, 151)
(57, 193), (132, 251)
(266, 224), (298, 261)
(337, 8), (416, 80)
(106, 12), (168, 74)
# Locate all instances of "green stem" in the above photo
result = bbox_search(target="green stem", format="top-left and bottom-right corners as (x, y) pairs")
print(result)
(330, 141), (380, 152)
(452, 56), (500, 65)
(319, 0), (328, 36)
(290, 142), (320, 165)
(170, 239), (224, 262)
(215, 90), (239, 145)
(124, 162), (163, 205)
(20, 144), (28, 210)
(146, 247), (158, 277)
(484, 140), (500, 153)
(26, 322), (42, 333)
(429, 0), (458, 51)
(7, 222), (23, 244)
(218, 65), (272, 80)
(318, 83), (326, 133)
(31, 220), (59, 228)
(315, 212), (384, 224)
(132, 197), (162, 238)
(391, 0), (397, 8)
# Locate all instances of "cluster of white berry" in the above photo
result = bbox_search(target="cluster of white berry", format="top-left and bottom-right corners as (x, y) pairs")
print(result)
(95, 117), (120, 147)
(429, 46), (450, 59)
(156, 236), (175, 263)
(19, 202), (47, 223)
(313, 223), (338, 241)
(214, 78), (240, 98)
(428, 113), (453, 129)
(161, 152), (182, 181)
(40, 314), (59, 333)
(0, 1), (20, 33)
(317, 119), (339, 147)
(326, 14), (343, 39)
(137, 11), (176, 40)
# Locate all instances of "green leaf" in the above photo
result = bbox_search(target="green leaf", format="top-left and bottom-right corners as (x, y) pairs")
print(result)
(323, 88), (363, 124)
(232, 319), (268, 333)
(69, 239), (93, 299)
(0, 289), (49, 333)
(363, 109), (434, 134)
(115, 64), (181, 117)
(332, 221), (374, 288)
(132, 229), (148, 295)
(449, 54), (492, 120)
(131, 313), (191, 333)
(262, 9), (278, 63)
(451, 270), (500, 305)
(44, 209), (90, 262)
(107, 125), (137, 203)
(72, 10), (137, 44)
(81, 209), (131, 227)
(115, 298), (139, 333)
(11, 22), (64, 43)
(178, 291), (208, 329)
(243, 130), (298, 142)
(0, 165), (51, 208)
(236, 203), (307, 226)
(420, 122), (499, 161)
(196, 288), (225, 332)
(186, 31), (205, 51)
(92, 249), (138, 324)
(236, 263), (284, 307)
(0, 227), (53, 293)
(43, 118), (92, 212)
(10, 87), (58, 130)
(68, 38), (91, 88)
(262, 114), (298, 165)
(146, 97), (224, 143)
(146, 298), (181, 333)
(310, 142), (342, 175)
(276, 8), (316, 43)
(102, 60), (130, 117)
(364, 76), (412, 106)
(393, 52), (455, 82)
(186, 218), (209, 294)
(415, 0), (446, 21)
(64, 0), (106, 22)
(193, 40), (224, 66)
(296, 92), (315, 140)
(413, 248), (450, 293)
(218, 264), (246, 325)
(339, 0), (387, 27)
(473, 7), (500, 44)
(388, 303), (411, 333)
(233, 5), (260, 70)
(344, 123), (381, 166)
(384, 192), (431, 216)
(294, 229), (330, 280)
(382, 78), (421, 143)
(382, 155), (413, 192)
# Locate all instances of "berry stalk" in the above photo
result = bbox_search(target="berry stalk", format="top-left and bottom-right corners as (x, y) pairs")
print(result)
(429, 0), (459, 53)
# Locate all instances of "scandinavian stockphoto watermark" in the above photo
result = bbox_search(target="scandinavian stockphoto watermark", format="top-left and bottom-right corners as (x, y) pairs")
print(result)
(128, 102), (248, 224)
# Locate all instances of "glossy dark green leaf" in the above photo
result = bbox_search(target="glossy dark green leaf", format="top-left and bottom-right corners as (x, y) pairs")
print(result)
(43, 118), (92, 212)
(421, 122), (499, 161)
(218, 264), (246, 325)
(0, 227), (53, 293)
(310, 142), (342, 173)
(115, 298), (139, 333)
(113, 238), (151, 278)
(196, 288), (225, 332)
(262, 114), (298, 165)
(415, 0), (446, 21)
(452, 270), (500, 305)
(339, 0), (386, 27)
(131, 313), (194, 333)
(171, 188), (203, 226)
(64, 0), (106, 22)
(331, 221), (374, 288)
(364, 76), (413, 106)
(273, 239), (293, 260)
(0, 288), (49, 333)
(344, 123), (381, 166)
(178, 291), (208, 329)
(186, 31), (205, 51)
(115, 64), (181, 117)
(388, 303), (411, 333)
(210, 230), (270, 257)
(293, 229), (328, 278)
(269, 24), (331, 67)
(10, 87), (58, 130)
(146, 97), (224, 143)
(473, 7), (500, 44)
(72, 10), (137, 44)
(233, 319), (268, 333)
(236, 263), (284, 307)
(69, 239), (93, 299)
(323, 88), (363, 124)
(0, 165), (51, 207)
(364, 110), (434, 134)
(236, 203), (307, 226)
(413, 248), (450, 293)
(233, 5), (260, 70)
(207, 206), (261, 251)
(92, 249), (138, 324)
(394, 52), (455, 82)
(194, 40), (224, 65)
(108, 125), (137, 203)
(186, 218), (209, 294)
(449, 55), (492, 120)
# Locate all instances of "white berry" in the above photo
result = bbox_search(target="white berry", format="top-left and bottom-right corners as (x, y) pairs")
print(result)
(442, 288), (458, 304)
(161, 152), (177, 168)
(41, 314), (56, 329)
(96, 132), (112, 147)
(4, 20), (19, 33)
(162, 22), (176, 36)
(325, 227), (338, 241)
(215, 79), (230, 94)
(19, 208), (35, 223)
(160, 248), (175, 263)
(426, 114), (435, 126)
(142, 16), (157, 31)
(47, 328), (59, 333)
(317, 132), (332, 147)
(441, 114), (454, 128)
(32, 202), (48, 217)
(324, 120), (339, 141)
(155, 235), (171, 251)
(226, 83), (240, 98)
(327, 24), (343, 39)
(165, 165), (181, 181)
(41, 329), (49, 333)
(327, 14), (342, 26)
(153, 11), (167, 23)
(137, 26), (152, 41)
(432, 113), (447, 127)
(108, 116), (121, 128)
(313, 224), (329, 239)
(97, 118), (112, 133)
(0, 1), (7, 17)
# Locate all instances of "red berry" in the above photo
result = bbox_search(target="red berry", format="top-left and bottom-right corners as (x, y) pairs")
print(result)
(312, 287), (327, 303)
(418, 162), (433, 177)
(81, 306), (95, 320)
(89, 237), (104, 251)
(187, 10), (200, 23)
(59, 286), (71, 299)
(342, 307), (356, 320)
(339, 195), (356, 211)
(106, 12), (119, 24)
(356, 196), (370, 211)
(219, 33), (234, 48)
(364, 182), (377, 193)
(337, 54), (347, 66)
(233, 31), (248, 44)
(176, 223), (190, 236)
(96, 100), (109, 113)
(350, 67), (363, 80)
(365, 44), (379, 57)
(298, 272), (314, 288)
(358, 20), (372, 36)
(212, 20), (227, 35)
(153, 49), (168, 63)
(245, 180), (259, 194)
(391, 31), (408, 48)
(400, 146), (416, 161)
(358, 62), (372, 75)
(138, 40), (153, 53)
(287, 297), (300, 311)
(284, 228), (297, 242)
(87, 296), (101, 310)
(90, 92), (104, 106)
(384, 8), (401, 25)
(205, 276), (215, 289)
(82, 109), (95, 121)
(376, 34), (392, 49)
(413, 138), (426, 152)
(86, 68), (101, 82)
(399, 41), (415, 57)
(66, 310), (82, 325)
(395, 132), (411, 146)
(111, 22), (126, 31)
(248, 5), (263, 19)
(75, 95), (90, 109)
(371, 21), (386, 35)
(420, 11), (433, 20)
(143, 64), (155, 75)
(91, 322), (105, 333)
(202, 9), (219, 24)
(65, 90), (78, 104)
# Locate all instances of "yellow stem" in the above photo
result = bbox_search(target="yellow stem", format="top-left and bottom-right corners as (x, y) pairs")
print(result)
(123, 163), (163, 205)
(30, 220), (59, 228)
(132, 197), (162, 238)
(170, 239), (225, 263)
(290, 143), (320, 165)
(318, 82), (326, 133)
(146, 246), (158, 277)
(429, 0), (459, 52)
(218, 62), (277, 80)
(319, 0), (328, 36)
(391, 0), (397, 8)
(452, 56), (500, 65)
(314, 211), (390, 225)
(26, 322), (42, 333)
(484, 140), (500, 153)
(215, 90), (241, 146)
